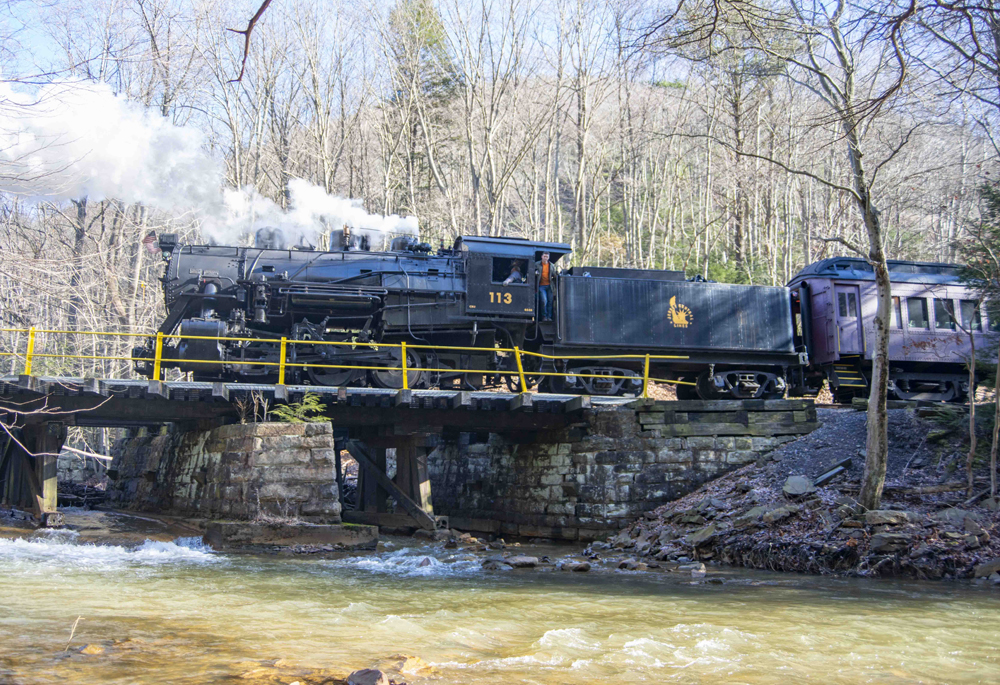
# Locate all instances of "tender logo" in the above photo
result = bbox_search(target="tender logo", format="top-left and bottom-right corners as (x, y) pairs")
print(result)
(668, 296), (692, 328)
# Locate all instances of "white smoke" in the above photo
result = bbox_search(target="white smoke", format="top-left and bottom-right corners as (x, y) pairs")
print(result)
(0, 80), (418, 246)
(217, 181), (420, 249)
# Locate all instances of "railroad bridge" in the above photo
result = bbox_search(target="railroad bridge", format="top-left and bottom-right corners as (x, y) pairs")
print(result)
(0, 374), (818, 540)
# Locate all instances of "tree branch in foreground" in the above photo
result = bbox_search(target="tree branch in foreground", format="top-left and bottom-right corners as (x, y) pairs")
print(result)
(227, 0), (275, 83)
(817, 235), (868, 259)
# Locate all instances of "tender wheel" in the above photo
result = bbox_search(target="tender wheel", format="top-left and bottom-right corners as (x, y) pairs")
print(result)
(369, 347), (425, 389)
(540, 375), (572, 394)
(675, 379), (699, 400)
(696, 371), (722, 400)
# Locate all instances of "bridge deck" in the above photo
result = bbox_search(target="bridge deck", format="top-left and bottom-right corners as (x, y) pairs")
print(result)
(1, 375), (627, 431)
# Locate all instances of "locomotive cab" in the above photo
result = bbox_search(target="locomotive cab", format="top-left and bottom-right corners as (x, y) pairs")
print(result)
(458, 236), (570, 320)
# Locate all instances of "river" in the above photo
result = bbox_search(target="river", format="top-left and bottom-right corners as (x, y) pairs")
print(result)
(0, 511), (998, 684)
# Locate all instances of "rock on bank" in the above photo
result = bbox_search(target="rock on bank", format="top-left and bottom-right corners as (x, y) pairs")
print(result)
(596, 408), (1000, 581)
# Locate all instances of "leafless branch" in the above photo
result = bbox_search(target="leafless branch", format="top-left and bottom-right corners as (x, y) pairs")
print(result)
(227, 0), (275, 83)
(818, 234), (868, 258)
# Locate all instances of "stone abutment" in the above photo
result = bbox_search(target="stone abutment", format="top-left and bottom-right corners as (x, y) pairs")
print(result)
(430, 399), (817, 540)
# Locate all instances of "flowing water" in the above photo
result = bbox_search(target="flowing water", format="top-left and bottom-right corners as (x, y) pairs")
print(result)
(1, 512), (998, 684)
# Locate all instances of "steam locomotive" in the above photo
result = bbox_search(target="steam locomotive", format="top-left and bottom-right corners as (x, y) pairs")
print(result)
(135, 229), (988, 401)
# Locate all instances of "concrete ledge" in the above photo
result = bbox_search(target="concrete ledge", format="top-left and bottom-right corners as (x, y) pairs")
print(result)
(203, 521), (377, 550)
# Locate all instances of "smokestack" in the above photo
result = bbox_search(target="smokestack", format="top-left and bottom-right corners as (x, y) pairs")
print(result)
(254, 227), (285, 250)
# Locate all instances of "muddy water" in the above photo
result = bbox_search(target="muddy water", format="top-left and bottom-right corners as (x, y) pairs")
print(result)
(1, 513), (998, 684)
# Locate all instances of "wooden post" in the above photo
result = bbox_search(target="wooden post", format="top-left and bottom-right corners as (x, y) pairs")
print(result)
(408, 438), (434, 515)
(354, 464), (364, 511)
(642, 354), (651, 399)
(20, 423), (65, 517)
(417, 453), (434, 515)
(359, 447), (387, 513)
(374, 447), (389, 513)
(0, 435), (14, 506)
(395, 445), (413, 501)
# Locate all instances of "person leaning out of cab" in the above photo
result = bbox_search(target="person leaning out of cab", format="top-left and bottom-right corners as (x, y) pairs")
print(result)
(501, 254), (556, 320)
(535, 251), (556, 321)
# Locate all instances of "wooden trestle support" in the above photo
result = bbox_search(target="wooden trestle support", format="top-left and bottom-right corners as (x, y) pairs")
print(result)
(343, 435), (445, 532)
(0, 423), (65, 526)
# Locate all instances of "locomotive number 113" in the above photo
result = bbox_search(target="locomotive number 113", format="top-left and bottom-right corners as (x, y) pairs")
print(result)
(489, 291), (513, 305)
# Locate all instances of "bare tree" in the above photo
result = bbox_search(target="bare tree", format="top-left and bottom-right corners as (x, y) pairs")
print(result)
(648, 0), (932, 509)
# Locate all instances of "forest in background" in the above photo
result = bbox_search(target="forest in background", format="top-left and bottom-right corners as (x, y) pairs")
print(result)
(0, 0), (998, 382)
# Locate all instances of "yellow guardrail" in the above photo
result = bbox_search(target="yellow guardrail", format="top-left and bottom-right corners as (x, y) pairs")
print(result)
(0, 326), (692, 398)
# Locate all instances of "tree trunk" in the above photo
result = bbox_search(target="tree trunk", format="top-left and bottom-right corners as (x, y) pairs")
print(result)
(843, 123), (890, 511)
(859, 239), (891, 511)
(68, 198), (88, 333)
(967, 323), (977, 497)
(992, 341), (1000, 499)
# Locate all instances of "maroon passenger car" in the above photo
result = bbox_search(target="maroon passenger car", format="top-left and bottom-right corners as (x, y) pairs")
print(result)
(787, 258), (994, 403)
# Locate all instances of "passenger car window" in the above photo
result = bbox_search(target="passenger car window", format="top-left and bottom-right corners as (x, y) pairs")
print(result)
(892, 297), (902, 329)
(961, 300), (982, 332)
(934, 299), (956, 330)
(907, 298), (929, 329)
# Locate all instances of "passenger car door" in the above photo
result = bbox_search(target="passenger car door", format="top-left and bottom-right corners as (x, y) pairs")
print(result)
(835, 285), (863, 354)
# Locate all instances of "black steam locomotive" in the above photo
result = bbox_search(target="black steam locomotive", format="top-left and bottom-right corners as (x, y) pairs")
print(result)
(135, 229), (804, 399)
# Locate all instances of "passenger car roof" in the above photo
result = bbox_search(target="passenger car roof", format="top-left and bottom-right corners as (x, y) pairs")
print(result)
(788, 257), (963, 286)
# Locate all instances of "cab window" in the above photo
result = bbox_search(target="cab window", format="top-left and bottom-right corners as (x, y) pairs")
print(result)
(491, 257), (528, 284)
(891, 297), (902, 329)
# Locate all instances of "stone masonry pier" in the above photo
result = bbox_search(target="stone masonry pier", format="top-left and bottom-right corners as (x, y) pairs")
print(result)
(108, 422), (341, 523)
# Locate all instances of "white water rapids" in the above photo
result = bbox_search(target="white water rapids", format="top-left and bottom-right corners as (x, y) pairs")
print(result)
(0, 515), (998, 684)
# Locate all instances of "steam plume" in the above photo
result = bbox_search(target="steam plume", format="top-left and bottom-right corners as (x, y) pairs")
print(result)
(0, 81), (418, 244)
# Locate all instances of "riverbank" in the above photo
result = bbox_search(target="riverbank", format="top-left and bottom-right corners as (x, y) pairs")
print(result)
(595, 406), (1000, 581)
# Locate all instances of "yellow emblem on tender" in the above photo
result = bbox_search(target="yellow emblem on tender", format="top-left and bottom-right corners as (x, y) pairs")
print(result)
(668, 296), (692, 328)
